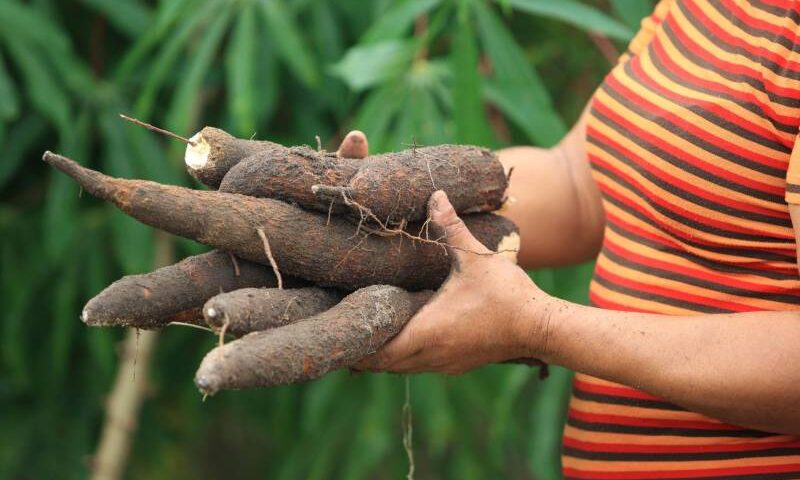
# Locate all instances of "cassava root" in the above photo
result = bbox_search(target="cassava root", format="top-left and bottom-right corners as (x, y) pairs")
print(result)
(43, 152), (519, 291)
(184, 127), (285, 188)
(219, 144), (508, 224)
(203, 287), (341, 337)
(82, 250), (291, 329)
(195, 285), (433, 394)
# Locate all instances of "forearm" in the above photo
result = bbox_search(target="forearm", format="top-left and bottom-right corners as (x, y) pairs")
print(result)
(525, 298), (800, 434)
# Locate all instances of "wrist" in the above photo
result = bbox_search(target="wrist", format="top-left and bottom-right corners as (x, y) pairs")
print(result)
(512, 289), (572, 363)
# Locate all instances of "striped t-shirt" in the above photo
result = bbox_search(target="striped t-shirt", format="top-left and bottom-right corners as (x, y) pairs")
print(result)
(564, 1), (800, 478)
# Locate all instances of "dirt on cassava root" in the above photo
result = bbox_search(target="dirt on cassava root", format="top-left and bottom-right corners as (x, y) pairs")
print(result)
(203, 287), (341, 337)
(194, 285), (433, 394)
(82, 250), (288, 329)
(43, 151), (519, 291)
(218, 144), (508, 224)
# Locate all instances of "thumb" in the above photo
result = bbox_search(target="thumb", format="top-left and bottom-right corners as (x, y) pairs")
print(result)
(429, 190), (491, 263)
(337, 130), (369, 159)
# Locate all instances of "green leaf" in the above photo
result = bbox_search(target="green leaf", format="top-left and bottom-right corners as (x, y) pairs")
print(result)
(360, 0), (441, 44)
(610, 0), (654, 30)
(0, 1), (71, 52)
(503, 0), (634, 40)
(165, 8), (233, 137)
(114, 0), (192, 80)
(0, 114), (47, 190)
(474, 2), (565, 145)
(3, 37), (71, 133)
(0, 52), (19, 122)
(134, 1), (220, 118)
(259, 0), (319, 86)
(330, 40), (417, 92)
(226, 6), (259, 137)
(100, 114), (154, 273)
(354, 82), (407, 152)
(78, 0), (152, 37)
(451, 12), (493, 146)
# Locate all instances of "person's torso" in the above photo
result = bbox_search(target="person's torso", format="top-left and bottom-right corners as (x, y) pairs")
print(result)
(566, 1), (800, 478)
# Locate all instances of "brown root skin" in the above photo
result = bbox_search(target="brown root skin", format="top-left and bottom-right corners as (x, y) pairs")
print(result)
(194, 285), (433, 394)
(203, 287), (341, 337)
(185, 127), (284, 188)
(43, 152), (519, 291)
(219, 144), (507, 224)
(218, 146), (360, 214)
(81, 250), (289, 329)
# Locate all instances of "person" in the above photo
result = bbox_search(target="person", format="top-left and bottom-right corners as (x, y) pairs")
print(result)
(354, 1), (800, 478)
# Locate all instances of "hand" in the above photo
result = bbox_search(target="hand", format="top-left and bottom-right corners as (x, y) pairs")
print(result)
(357, 190), (553, 375)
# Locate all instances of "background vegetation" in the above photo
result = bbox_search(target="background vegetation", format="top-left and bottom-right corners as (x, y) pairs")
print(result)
(0, 0), (652, 478)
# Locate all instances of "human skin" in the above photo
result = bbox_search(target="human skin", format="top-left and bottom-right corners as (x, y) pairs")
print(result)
(357, 115), (800, 436)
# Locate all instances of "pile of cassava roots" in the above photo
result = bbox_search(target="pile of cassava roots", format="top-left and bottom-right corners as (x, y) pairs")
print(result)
(43, 125), (540, 396)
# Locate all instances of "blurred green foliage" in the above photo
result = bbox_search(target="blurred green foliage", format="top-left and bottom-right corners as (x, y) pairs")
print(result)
(0, 0), (651, 478)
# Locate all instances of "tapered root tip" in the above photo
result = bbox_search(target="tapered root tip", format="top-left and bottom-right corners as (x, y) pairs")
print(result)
(203, 304), (224, 329)
(195, 374), (217, 396)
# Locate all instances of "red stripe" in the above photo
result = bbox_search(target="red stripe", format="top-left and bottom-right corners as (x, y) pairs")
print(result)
(604, 236), (800, 296)
(588, 125), (788, 219)
(727, 1), (800, 42)
(563, 463), (800, 479)
(686, 1), (800, 74)
(573, 378), (663, 401)
(589, 289), (658, 314)
(591, 151), (789, 239)
(595, 264), (760, 312)
(602, 210), (798, 275)
(563, 437), (800, 454)
(665, 13), (800, 99)
(592, 99), (785, 197)
(625, 58), (792, 161)
(650, 30), (798, 129)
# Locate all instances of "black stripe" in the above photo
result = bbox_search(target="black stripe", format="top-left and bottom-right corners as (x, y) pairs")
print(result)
(662, 19), (800, 108)
(684, 1), (800, 79)
(593, 269), (732, 313)
(591, 126), (792, 227)
(572, 388), (684, 411)
(596, 185), (795, 263)
(604, 219), (799, 280)
(566, 416), (772, 437)
(563, 445), (800, 462)
(624, 58), (791, 156)
(709, 1), (800, 54)
(592, 99), (786, 206)
(591, 149), (791, 243)
(606, 75), (787, 179)
(646, 36), (797, 136)
(751, 0), (800, 27)
(602, 246), (800, 305)
(787, 183), (800, 193)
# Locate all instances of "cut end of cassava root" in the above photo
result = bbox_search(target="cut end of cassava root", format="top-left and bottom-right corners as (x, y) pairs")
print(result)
(184, 131), (210, 169)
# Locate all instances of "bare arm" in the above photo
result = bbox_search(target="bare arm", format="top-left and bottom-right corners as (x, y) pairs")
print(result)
(362, 191), (800, 436)
(533, 300), (800, 435)
(497, 110), (605, 269)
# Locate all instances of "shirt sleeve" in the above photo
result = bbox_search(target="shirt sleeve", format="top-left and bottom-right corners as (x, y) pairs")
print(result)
(617, 0), (673, 64)
(785, 135), (800, 204)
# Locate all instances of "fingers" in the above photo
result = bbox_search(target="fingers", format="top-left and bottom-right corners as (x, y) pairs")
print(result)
(337, 130), (369, 159)
(355, 324), (420, 371)
(428, 190), (492, 262)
